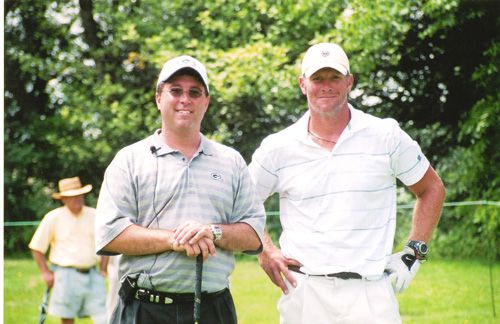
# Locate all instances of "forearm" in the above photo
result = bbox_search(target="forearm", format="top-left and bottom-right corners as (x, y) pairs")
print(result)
(31, 250), (50, 273)
(408, 167), (446, 242)
(215, 222), (262, 252)
(409, 197), (443, 242)
(103, 224), (175, 255)
(100, 256), (109, 272)
(261, 229), (277, 251)
(32, 249), (54, 287)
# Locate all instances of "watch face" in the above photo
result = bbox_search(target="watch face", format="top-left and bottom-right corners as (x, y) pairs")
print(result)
(419, 243), (429, 255)
(408, 240), (428, 258)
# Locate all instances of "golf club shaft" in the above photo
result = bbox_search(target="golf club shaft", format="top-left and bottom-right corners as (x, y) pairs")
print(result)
(38, 287), (51, 324)
(194, 254), (203, 323)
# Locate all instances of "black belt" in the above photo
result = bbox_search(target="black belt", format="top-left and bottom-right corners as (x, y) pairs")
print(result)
(74, 267), (94, 274)
(134, 287), (228, 305)
(288, 265), (362, 280)
(54, 265), (95, 274)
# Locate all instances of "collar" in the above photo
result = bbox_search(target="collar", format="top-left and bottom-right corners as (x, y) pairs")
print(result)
(346, 104), (372, 132)
(149, 129), (214, 157)
(293, 104), (372, 142)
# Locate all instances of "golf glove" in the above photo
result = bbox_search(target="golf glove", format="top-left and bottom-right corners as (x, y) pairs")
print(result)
(385, 246), (421, 294)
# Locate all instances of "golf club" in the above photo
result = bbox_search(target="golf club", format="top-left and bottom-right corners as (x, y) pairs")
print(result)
(194, 254), (203, 324)
(38, 287), (51, 324)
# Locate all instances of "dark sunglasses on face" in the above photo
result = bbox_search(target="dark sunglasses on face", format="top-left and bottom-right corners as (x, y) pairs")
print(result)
(167, 87), (205, 99)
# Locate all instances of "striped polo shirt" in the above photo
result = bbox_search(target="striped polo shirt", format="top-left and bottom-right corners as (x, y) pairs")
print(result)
(95, 131), (265, 293)
(248, 105), (429, 278)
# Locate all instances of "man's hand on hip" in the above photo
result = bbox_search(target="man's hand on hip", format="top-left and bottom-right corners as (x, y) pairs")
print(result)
(385, 247), (422, 294)
(258, 246), (300, 295)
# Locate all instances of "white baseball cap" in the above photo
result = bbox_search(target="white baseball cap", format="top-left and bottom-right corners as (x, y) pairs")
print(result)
(156, 55), (210, 93)
(301, 43), (350, 77)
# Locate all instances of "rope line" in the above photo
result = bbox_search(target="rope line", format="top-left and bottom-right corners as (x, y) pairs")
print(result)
(4, 200), (499, 227)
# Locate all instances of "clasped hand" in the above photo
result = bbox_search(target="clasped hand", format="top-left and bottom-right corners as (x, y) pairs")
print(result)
(171, 220), (217, 261)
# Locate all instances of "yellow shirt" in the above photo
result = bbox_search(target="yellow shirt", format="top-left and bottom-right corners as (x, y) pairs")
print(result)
(29, 205), (100, 268)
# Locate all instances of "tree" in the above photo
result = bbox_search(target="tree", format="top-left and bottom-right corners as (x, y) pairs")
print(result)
(4, 0), (498, 257)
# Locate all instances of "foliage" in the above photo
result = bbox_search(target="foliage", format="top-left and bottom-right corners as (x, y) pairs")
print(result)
(435, 33), (500, 259)
(4, 0), (499, 256)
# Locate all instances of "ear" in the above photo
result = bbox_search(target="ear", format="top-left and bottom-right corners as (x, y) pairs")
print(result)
(346, 74), (354, 92)
(155, 92), (162, 110)
(202, 95), (210, 113)
(299, 76), (307, 95)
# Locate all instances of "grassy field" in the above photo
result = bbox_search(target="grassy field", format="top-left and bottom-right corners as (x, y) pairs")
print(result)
(4, 257), (499, 323)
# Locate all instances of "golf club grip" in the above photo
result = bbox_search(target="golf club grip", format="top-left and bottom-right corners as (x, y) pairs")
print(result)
(194, 254), (203, 323)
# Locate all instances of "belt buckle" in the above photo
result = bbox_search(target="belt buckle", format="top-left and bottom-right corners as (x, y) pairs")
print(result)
(136, 289), (173, 304)
(135, 289), (144, 300)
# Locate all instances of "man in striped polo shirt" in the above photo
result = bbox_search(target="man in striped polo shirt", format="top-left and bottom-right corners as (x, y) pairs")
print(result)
(248, 43), (446, 323)
(95, 55), (265, 324)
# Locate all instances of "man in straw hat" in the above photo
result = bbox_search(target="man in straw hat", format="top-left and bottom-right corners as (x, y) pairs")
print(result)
(95, 55), (265, 324)
(248, 42), (446, 323)
(29, 177), (108, 324)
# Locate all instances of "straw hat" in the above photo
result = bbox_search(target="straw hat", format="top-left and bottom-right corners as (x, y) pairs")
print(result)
(52, 177), (92, 199)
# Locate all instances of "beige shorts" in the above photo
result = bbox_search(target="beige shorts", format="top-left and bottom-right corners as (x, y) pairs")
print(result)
(278, 272), (401, 324)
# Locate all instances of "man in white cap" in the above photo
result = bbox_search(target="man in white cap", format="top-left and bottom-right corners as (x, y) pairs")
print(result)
(29, 177), (108, 324)
(95, 55), (265, 323)
(248, 43), (446, 323)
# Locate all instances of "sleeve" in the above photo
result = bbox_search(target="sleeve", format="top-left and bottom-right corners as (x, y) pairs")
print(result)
(247, 138), (279, 201)
(28, 211), (55, 254)
(391, 125), (430, 186)
(95, 151), (138, 255)
(230, 154), (267, 254)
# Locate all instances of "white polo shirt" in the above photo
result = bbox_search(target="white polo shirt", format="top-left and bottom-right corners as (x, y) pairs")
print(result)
(248, 105), (429, 277)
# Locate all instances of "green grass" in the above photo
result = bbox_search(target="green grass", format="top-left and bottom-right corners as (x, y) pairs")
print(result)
(397, 259), (499, 323)
(231, 259), (282, 324)
(4, 258), (499, 323)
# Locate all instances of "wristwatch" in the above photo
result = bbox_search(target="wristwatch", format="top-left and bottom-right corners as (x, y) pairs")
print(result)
(210, 225), (222, 242)
(407, 240), (429, 260)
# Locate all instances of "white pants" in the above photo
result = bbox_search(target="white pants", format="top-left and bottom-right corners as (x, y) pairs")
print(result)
(278, 272), (401, 324)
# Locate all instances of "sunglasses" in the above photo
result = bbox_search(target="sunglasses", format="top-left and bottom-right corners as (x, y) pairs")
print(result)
(167, 87), (205, 99)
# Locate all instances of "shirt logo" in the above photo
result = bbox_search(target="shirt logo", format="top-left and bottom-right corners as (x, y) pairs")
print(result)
(210, 172), (222, 180)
